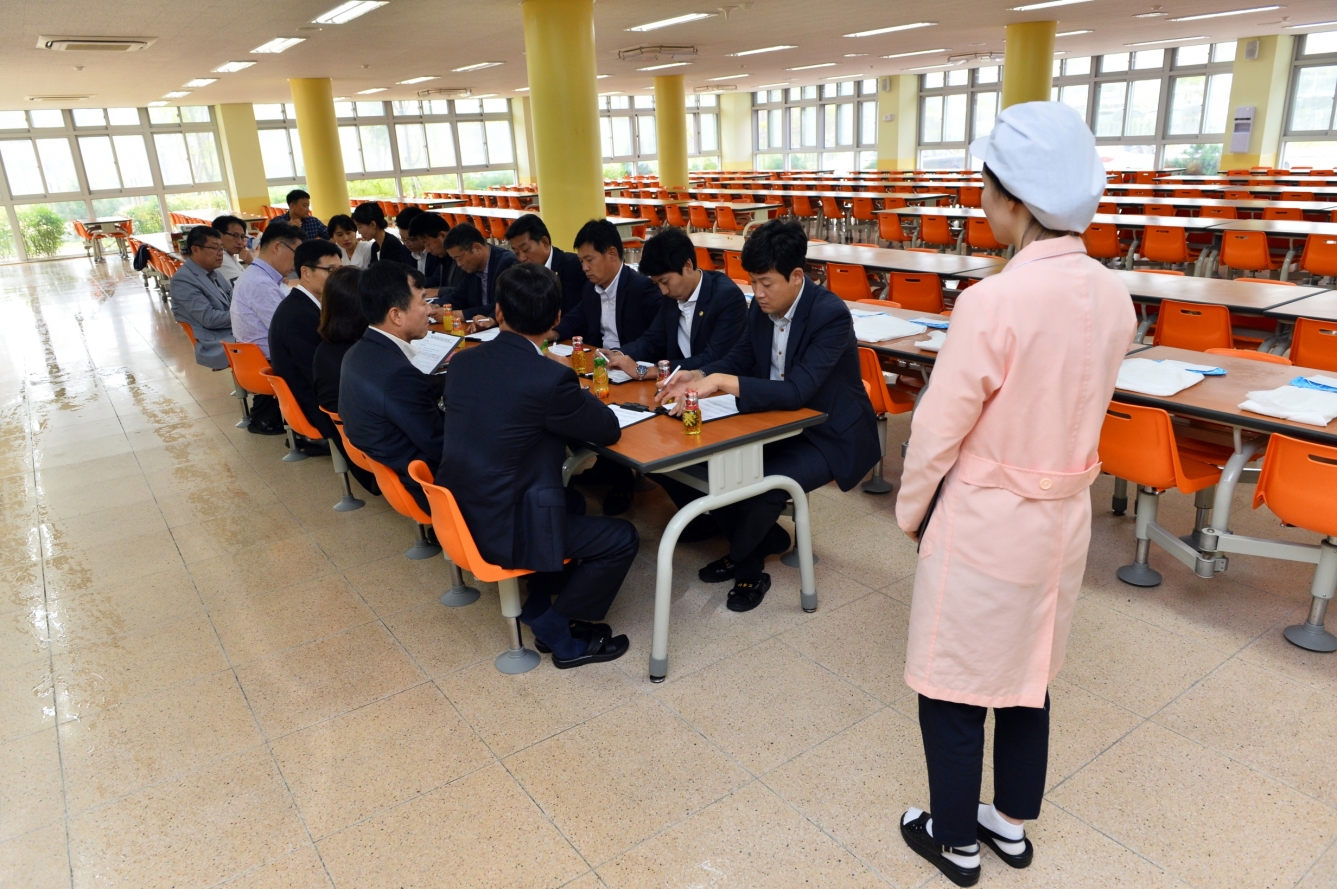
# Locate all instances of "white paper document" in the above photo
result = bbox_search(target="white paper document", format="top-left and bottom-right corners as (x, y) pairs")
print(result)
(409, 332), (460, 374)
(547, 342), (573, 356)
(607, 404), (656, 428)
(699, 394), (739, 421)
(464, 327), (501, 342)
(853, 315), (929, 343)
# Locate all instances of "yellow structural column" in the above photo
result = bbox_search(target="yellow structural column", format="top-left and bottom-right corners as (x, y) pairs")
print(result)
(214, 103), (270, 214)
(876, 75), (919, 171)
(1002, 21), (1057, 108)
(511, 96), (539, 185)
(654, 75), (689, 189)
(287, 78), (349, 223)
(1219, 35), (1295, 170)
(521, 0), (605, 251)
(718, 92), (753, 171)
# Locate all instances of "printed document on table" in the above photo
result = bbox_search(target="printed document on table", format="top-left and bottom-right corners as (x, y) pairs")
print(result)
(699, 394), (739, 421)
(547, 343), (573, 356)
(410, 332), (461, 374)
(607, 405), (656, 428)
(464, 327), (501, 342)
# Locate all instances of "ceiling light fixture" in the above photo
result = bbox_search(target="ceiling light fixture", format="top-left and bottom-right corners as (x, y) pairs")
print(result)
(183, 78), (216, 88)
(638, 62), (691, 71)
(753, 82), (791, 88)
(212, 61), (256, 73)
(252, 37), (305, 53)
(1285, 20), (1337, 28)
(785, 62), (836, 70)
(313, 1), (387, 25)
(452, 61), (504, 72)
(162, 91), (191, 98)
(906, 64), (952, 71)
(728, 45), (796, 56)
(844, 53), (869, 57)
(1125, 35), (1208, 45)
(147, 101), (168, 106)
(1056, 29), (1093, 36)
(1010, 0), (1092, 9)
(627, 13), (715, 31)
(356, 87), (387, 94)
(707, 74), (747, 80)
(397, 76), (438, 84)
(515, 87), (529, 91)
(1169, 5), (1281, 21)
(843, 22), (937, 38)
(881, 48), (948, 59)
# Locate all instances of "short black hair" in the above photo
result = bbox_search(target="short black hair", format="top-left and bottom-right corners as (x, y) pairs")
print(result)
(259, 221), (303, 249)
(184, 226), (221, 253)
(408, 212), (449, 240)
(639, 227), (696, 277)
(406, 266), (427, 290)
(358, 261), (415, 324)
(395, 206), (424, 232)
(443, 222), (486, 251)
(740, 219), (807, 278)
(504, 213), (550, 244)
(319, 267), (367, 344)
(351, 202), (388, 229)
(573, 218), (623, 259)
(211, 215), (246, 236)
(286, 188), (311, 205)
(496, 263), (562, 335)
(981, 164), (1020, 205)
(294, 237), (341, 270)
(327, 213), (357, 235)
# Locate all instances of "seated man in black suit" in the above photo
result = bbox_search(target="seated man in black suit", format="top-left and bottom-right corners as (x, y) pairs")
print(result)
(658, 220), (881, 612)
(504, 213), (586, 315)
(396, 206), (442, 288)
(339, 262), (445, 512)
(437, 263), (636, 667)
(407, 212), (467, 303)
(443, 223), (518, 324)
(552, 218), (663, 350)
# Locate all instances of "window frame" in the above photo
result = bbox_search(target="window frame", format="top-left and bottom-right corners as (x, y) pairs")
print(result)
(1280, 31), (1337, 168)
(752, 79), (878, 172)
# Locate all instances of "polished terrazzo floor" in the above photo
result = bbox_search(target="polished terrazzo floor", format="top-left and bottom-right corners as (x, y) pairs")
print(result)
(3, 255), (1337, 888)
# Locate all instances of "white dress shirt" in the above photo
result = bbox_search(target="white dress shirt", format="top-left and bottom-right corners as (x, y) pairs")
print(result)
(768, 285), (804, 381)
(677, 273), (703, 357)
(339, 240), (373, 269)
(596, 263), (623, 350)
(368, 325), (418, 360)
(219, 251), (245, 285)
(293, 284), (321, 310)
(543, 249), (555, 270)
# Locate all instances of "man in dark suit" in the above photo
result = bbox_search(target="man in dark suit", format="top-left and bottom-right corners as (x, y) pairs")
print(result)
(339, 262), (446, 512)
(268, 238), (343, 457)
(553, 218), (663, 350)
(408, 212), (467, 303)
(437, 262), (637, 668)
(658, 220), (880, 612)
(504, 213), (586, 315)
(602, 226), (747, 378)
(397, 207), (442, 288)
(443, 223), (518, 322)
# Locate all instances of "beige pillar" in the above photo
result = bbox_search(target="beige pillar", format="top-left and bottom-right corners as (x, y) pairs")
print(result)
(876, 76), (919, 171)
(214, 103), (270, 214)
(654, 75), (689, 188)
(1219, 35), (1295, 170)
(287, 78), (349, 222)
(511, 96), (539, 185)
(1002, 21), (1057, 109)
(718, 92), (753, 171)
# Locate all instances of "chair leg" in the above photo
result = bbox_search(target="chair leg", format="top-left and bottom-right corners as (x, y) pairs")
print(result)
(439, 560), (481, 607)
(328, 442), (365, 512)
(780, 494), (820, 567)
(281, 424), (307, 462)
(861, 415), (894, 494)
(1180, 485), (1215, 550)
(1284, 537), (1337, 653)
(234, 375), (251, 428)
(494, 577), (541, 674)
(1117, 486), (1163, 587)
(1111, 477), (1128, 515)
(405, 522), (442, 560)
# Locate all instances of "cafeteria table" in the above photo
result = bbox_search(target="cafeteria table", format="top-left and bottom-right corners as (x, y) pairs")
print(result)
(75, 216), (131, 263)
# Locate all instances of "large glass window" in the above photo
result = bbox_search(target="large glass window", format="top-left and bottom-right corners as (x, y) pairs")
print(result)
(1283, 31), (1337, 167)
(753, 79), (878, 171)
(915, 67), (999, 170)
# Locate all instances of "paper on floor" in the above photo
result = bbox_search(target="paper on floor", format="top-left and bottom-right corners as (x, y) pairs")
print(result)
(853, 315), (928, 342)
(1240, 385), (1337, 427)
(1116, 357), (1208, 396)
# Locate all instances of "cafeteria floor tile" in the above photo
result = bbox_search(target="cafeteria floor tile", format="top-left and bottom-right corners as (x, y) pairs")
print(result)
(3, 256), (1337, 888)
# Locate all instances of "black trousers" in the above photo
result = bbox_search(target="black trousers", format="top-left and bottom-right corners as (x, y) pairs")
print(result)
(249, 393), (283, 430)
(917, 692), (1051, 849)
(655, 437), (833, 580)
(521, 490), (640, 624)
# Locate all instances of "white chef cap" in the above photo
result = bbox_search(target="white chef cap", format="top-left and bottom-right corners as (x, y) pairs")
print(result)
(969, 100), (1106, 233)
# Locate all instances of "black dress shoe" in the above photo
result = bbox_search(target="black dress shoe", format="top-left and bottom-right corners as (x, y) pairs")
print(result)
(977, 822), (1034, 869)
(552, 632), (630, 669)
(533, 621), (612, 655)
(679, 514), (722, 543)
(726, 573), (770, 612)
(699, 555), (735, 583)
(901, 810), (980, 887)
(247, 421), (286, 436)
(299, 439), (330, 457)
(602, 487), (633, 516)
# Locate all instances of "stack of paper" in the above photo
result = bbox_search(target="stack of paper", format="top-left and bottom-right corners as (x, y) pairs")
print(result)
(853, 315), (929, 343)
(1116, 357), (1210, 396)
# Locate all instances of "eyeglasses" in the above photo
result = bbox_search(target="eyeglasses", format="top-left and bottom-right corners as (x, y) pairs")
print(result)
(306, 264), (340, 273)
(196, 244), (225, 253)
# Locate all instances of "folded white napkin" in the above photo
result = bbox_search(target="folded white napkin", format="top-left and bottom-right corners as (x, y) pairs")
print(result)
(853, 314), (928, 342)
(1240, 385), (1337, 427)
(914, 329), (947, 352)
(1116, 357), (1206, 397)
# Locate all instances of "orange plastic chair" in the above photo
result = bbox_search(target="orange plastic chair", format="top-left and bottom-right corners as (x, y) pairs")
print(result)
(1200, 205), (1237, 219)
(664, 203), (689, 228)
(1281, 191), (1315, 202)
(790, 195), (818, 231)
(723, 251), (749, 286)
(1222, 189), (1254, 200)
(888, 273), (944, 313)
(850, 197), (877, 239)
(715, 205), (745, 234)
(1142, 203), (1178, 217)
(1219, 230), (1280, 276)
(262, 370), (365, 511)
(826, 263), (873, 301)
(409, 461), (552, 672)
(957, 186), (983, 208)
(917, 214), (956, 251)
(1262, 207), (1303, 221)
(688, 204), (712, 231)
(694, 246), (717, 271)
(362, 453), (443, 561)
(1204, 348), (1292, 365)
(1097, 201), (1119, 214)
(178, 321), (198, 347)
(878, 212), (910, 245)
(1141, 225), (1197, 269)
(221, 342), (273, 428)
(1289, 318), (1337, 372)
(1082, 223), (1124, 264)
(1298, 236), (1337, 278)
(1151, 299), (1233, 351)
(965, 216), (1006, 253)
(488, 217), (509, 243)
(641, 204), (663, 229)
(857, 347), (915, 494)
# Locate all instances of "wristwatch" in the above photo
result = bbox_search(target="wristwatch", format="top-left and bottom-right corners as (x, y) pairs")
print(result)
(636, 364), (649, 380)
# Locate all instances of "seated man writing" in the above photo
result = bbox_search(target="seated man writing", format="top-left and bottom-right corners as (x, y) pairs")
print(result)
(505, 213), (586, 315)
(339, 263), (445, 512)
(436, 262), (636, 668)
(658, 220), (880, 612)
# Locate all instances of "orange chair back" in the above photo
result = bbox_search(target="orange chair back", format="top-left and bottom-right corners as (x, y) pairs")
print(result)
(331, 414), (376, 473)
(488, 217), (508, 242)
(1133, 171), (1156, 184)
(688, 204), (712, 229)
(222, 342), (274, 394)
(1200, 205), (1237, 219)
(694, 247), (717, 271)
(1127, 187), (1155, 197)
(857, 347), (913, 416)
(1262, 207), (1303, 220)
(1142, 225), (1190, 265)
(1204, 348), (1292, 365)
(1152, 299), (1233, 351)
(1222, 189), (1253, 200)
(407, 461), (528, 582)
(665, 203), (688, 227)
(723, 251), (749, 285)
(1081, 223), (1123, 260)
(820, 196), (842, 218)
(641, 204), (663, 227)
(957, 186), (982, 208)
(851, 198), (876, 222)
(1280, 191), (1315, 202)
(1097, 201), (1119, 214)
(1142, 203), (1177, 217)
(1220, 230), (1278, 272)
(878, 213), (909, 244)
(965, 216), (1005, 252)
(881, 196), (909, 210)
(791, 195), (817, 218)
(1098, 402), (1219, 493)
(889, 273), (943, 313)
(715, 205), (743, 233)
(367, 456), (431, 524)
(178, 321), (198, 346)
(260, 369), (323, 440)
(1252, 435), (1337, 538)
(1290, 317), (1337, 372)
(1173, 189), (1203, 198)
(919, 214), (955, 248)
(1300, 235), (1337, 277)
(826, 263), (873, 301)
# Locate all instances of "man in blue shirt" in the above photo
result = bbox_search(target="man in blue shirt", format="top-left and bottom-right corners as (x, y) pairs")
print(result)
(273, 188), (329, 241)
(231, 221), (302, 434)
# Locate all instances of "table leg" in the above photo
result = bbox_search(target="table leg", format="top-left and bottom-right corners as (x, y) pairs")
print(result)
(91, 234), (105, 264)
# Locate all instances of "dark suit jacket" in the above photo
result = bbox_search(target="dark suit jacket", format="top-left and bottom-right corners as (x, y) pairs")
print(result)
(702, 279), (880, 491)
(268, 287), (329, 434)
(418, 251), (442, 288)
(451, 246), (518, 317)
(548, 246), (588, 316)
(436, 331), (620, 572)
(339, 329), (446, 498)
(313, 340), (355, 415)
(555, 263), (665, 348)
(620, 270), (747, 372)
(370, 232), (416, 268)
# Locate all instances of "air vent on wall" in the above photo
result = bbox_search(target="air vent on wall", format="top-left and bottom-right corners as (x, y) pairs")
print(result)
(26, 95), (94, 102)
(37, 36), (156, 52)
(418, 88), (473, 98)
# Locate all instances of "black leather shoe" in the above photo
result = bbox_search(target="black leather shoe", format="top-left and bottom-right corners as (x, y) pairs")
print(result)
(533, 621), (612, 655)
(603, 487), (633, 516)
(299, 439), (330, 457)
(726, 573), (770, 612)
(699, 555), (735, 583)
(901, 810), (980, 887)
(552, 632), (630, 669)
(247, 421), (286, 436)
(977, 822), (1034, 869)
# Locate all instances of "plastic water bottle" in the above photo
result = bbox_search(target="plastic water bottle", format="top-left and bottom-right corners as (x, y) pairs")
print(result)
(571, 336), (586, 374)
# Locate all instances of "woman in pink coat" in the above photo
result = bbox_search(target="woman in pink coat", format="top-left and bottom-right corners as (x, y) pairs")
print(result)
(896, 103), (1137, 887)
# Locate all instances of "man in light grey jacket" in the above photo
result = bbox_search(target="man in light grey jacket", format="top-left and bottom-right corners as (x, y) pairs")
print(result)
(170, 226), (234, 369)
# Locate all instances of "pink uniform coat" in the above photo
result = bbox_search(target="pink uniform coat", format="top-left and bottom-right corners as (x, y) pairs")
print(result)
(895, 236), (1136, 709)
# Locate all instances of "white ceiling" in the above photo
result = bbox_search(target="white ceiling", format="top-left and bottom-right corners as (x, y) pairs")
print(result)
(2, 0), (1334, 109)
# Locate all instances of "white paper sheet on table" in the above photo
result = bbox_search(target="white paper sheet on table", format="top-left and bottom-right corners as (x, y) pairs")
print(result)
(915, 329), (947, 352)
(1116, 357), (1207, 397)
(1239, 385), (1337, 427)
(464, 327), (500, 342)
(853, 315), (929, 342)
(546, 342), (573, 356)
(699, 394), (739, 421)
(409, 332), (460, 374)
(607, 405), (656, 428)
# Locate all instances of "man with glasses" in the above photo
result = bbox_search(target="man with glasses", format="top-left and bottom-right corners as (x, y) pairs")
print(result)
(211, 214), (254, 285)
(269, 239), (343, 456)
(170, 226), (234, 370)
(232, 221), (303, 434)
